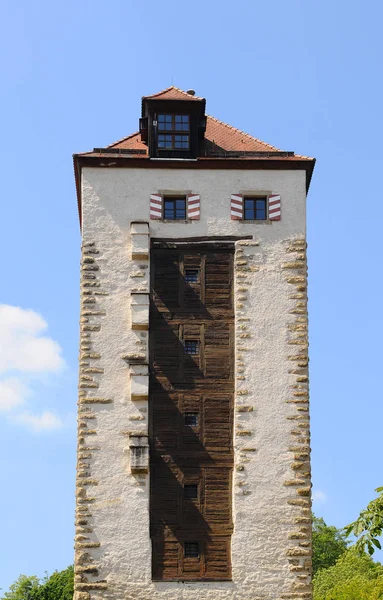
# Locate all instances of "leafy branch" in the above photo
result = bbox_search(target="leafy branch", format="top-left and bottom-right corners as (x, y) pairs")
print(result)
(344, 487), (383, 555)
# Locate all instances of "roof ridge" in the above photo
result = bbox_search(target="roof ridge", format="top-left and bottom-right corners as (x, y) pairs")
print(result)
(206, 114), (280, 152)
(144, 85), (204, 101)
(106, 131), (140, 149)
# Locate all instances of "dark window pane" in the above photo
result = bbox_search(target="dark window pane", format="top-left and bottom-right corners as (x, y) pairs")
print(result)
(184, 340), (198, 355)
(244, 207), (255, 220)
(158, 114), (165, 122)
(244, 197), (267, 220)
(184, 484), (198, 499)
(184, 542), (199, 558)
(185, 269), (199, 283)
(255, 208), (266, 220)
(163, 197), (186, 220)
(184, 412), (199, 426)
(174, 135), (189, 149)
(255, 198), (267, 219)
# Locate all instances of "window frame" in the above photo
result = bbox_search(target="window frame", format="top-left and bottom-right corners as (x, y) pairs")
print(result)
(163, 195), (187, 221)
(184, 269), (200, 284)
(184, 541), (200, 559)
(184, 340), (199, 355)
(184, 484), (199, 499)
(243, 196), (268, 221)
(157, 113), (190, 151)
(184, 412), (199, 427)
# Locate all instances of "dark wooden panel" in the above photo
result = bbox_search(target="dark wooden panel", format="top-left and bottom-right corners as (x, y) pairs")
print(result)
(150, 246), (234, 581)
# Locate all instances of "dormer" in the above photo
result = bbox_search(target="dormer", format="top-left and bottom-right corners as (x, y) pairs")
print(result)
(139, 86), (206, 159)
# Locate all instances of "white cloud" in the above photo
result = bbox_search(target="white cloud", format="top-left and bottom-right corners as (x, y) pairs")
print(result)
(0, 305), (66, 432)
(0, 377), (30, 411)
(312, 489), (328, 504)
(0, 305), (64, 373)
(13, 411), (64, 432)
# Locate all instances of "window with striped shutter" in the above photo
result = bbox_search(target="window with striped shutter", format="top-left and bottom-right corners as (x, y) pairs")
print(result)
(231, 193), (281, 220)
(150, 193), (201, 220)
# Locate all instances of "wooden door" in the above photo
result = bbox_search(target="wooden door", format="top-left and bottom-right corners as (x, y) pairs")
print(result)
(150, 245), (234, 581)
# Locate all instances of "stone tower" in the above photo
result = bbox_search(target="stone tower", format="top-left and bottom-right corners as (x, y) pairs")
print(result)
(73, 86), (315, 600)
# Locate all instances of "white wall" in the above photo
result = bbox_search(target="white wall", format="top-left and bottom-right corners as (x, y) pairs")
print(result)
(74, 166), (312, 600)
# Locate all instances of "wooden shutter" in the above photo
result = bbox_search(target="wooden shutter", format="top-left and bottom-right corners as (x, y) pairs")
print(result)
(187, 194), (200, 220)
(203, 396), (232, 451)
(150, 194), (163, 220)
(205, 537), (231, 579)
(268, 193), (281, 220)
(230, 194), (243, 220)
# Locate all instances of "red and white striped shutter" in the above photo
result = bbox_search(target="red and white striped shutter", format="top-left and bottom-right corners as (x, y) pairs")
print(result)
(268, 194), (281, 221)
(231, 194), (243, 220)
(187, 194), (200, 220)
(150, 194), (163, 220)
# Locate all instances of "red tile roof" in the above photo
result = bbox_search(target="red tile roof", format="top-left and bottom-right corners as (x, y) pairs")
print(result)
(79, 116), (312, 160)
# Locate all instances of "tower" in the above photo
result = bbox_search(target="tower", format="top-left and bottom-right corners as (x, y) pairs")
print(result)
(73, 87), (315, 600)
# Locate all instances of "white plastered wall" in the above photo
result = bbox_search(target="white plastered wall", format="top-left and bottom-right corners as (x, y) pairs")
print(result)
(75, 166), (311, 600)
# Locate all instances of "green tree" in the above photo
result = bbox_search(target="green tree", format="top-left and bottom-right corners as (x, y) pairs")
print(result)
(345, 486), (383, 555)
(313, 547), (383, 600)
(1, 567), (73, 600)
(312, 514), (348, 575)
(33, 566), (74, 600)
(1, 575), (40, 600)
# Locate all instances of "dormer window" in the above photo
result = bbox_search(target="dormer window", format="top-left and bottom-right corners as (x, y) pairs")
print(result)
(158, 114), (190, 150)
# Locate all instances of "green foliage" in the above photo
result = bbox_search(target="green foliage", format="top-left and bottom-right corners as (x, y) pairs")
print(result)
(312, 514), (348, 575)
(1, 575), (40, 600)
(313, 548), (383, 600)
(33, 566), (74, 600)
(1, 566), (74, 600)
(345, 486), (383, 556)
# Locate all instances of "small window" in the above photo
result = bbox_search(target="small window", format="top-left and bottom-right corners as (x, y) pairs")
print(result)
(185, 269), (199, 283)
(158, 114), (190, 149)
(164, 197), (186, 220)
(184, 542), (199, 558)
(184, 412), (199, 426)
(184, 484), (198, 499)
(244, 197), (267, 220)
(184, 340), (199, 355)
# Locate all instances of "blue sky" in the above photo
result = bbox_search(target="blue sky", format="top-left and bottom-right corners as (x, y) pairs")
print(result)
(1, 0), (382, 592)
